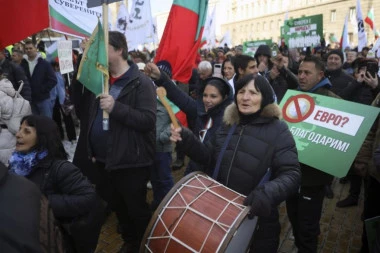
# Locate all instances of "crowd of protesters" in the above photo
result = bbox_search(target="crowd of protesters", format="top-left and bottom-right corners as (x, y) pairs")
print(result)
(1, 31), (380, 253)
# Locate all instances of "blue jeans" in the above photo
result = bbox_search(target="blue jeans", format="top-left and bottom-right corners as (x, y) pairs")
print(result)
(31, 98), (53, 118)
(150, 152), (174, 210)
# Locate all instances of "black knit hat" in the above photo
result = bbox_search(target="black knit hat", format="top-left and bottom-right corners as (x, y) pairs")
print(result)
(204, 77), (230, 98)
(254, 45), (271, 58)
(157, 60), (172, 79)
(234, 74), (275, 109)
(327, 49), (344, 63)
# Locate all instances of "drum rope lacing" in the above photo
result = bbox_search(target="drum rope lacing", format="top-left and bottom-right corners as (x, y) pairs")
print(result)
(145, 174), (247, 253)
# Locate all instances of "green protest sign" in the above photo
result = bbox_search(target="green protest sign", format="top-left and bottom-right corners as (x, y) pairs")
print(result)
(243, 40), (272, 57)
(281, 14), (323, 49)
(279, 90), (380, 178)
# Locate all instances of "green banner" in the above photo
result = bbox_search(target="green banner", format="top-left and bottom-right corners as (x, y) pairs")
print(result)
(243, 40), (272, 57)
(279, 90), (380, 178)
(281, 14), (323, 49)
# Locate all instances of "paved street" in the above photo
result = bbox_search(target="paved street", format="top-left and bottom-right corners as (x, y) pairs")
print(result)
(93, 162), (364, 253)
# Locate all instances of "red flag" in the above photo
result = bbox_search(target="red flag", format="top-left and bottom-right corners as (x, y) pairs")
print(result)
(154, 1), (208, 83)
(0, 0), (49, 49)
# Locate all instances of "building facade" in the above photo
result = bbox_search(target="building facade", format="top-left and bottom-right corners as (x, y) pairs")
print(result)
(221, 0), (380, 47)
(155, 0), (379, 48)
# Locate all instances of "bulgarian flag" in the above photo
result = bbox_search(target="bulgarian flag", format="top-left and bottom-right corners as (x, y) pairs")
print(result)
(0, 0), (49, 49)
(365, 7), (375, 30)
(365, 7), (379, 40)
(155, 0), (208, 84)
(340, 14), (349, 50)
(49, 0), (102, 38)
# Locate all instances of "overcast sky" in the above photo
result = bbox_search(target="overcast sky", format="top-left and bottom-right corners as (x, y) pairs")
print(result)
(150, 0), (173, 15)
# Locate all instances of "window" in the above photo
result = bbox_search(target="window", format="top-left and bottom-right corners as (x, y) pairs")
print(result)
(278, 19), (282, 28)
(331, 10), (336, 22)
(349, 7), (356, 22)
(270, 20), (274, 30)
(348, 32), (353, 43)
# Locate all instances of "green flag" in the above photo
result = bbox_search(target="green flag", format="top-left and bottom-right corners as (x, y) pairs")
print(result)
(77, 20), (108, 96)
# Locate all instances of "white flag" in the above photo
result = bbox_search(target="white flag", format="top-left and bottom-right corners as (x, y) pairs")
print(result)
(219, 31), (232, 48)
(208, 7), (216, 48)
(108, 7), (114, 31)
(116, 2), (129, 34)
(202, 7), (216, 49)
(152, 16), (158, 45)
(356, 0), (367, 52)
(126, 0), (155, 51)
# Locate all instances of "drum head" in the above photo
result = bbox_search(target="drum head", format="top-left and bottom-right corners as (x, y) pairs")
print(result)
(140, 172), (256, 253)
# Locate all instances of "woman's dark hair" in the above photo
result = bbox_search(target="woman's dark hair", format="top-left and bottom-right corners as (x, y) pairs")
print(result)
(204, 77), (230, 99)
(109, 31), (129, 60)
(234, 74), (275, 108)
(221, 56), (235, 77)
(20, 115), (68, 160)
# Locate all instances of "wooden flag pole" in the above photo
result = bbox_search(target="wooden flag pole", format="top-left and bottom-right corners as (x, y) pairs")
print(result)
(156, 87), (179, 129)
(102, 2), (110, 130)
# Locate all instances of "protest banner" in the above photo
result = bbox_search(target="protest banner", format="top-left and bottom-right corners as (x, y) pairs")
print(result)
(49, 0), (102, 38)
(281, 14), (323, 49)
(243, 40), (272, 57)
(57, 40), (74, 74)
(280, 90), (380, 177)
(126, 0), (156, 51)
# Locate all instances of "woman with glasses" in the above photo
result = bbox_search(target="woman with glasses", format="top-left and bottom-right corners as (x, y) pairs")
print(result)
(170, 74), (300, 252)
(144, 62), (233, 175)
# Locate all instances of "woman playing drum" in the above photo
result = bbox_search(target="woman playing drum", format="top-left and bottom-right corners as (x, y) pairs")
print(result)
(170, 74), (301, 252)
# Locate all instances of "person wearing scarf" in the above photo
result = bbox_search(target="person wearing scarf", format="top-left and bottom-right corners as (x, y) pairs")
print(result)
(8, 115), (101, 253)
(170, 74), (300, 252)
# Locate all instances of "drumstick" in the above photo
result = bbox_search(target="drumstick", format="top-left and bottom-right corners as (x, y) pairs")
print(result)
(156, 87), (180, 129)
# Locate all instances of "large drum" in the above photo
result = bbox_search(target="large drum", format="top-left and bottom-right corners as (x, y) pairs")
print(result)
(141, 172), (257, 253)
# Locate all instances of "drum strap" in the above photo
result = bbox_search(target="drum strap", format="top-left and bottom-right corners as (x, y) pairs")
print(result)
(212, 124), (237, 179)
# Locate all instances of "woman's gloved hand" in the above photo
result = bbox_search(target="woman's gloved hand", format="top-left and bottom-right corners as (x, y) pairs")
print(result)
(243, 188), (272, 219)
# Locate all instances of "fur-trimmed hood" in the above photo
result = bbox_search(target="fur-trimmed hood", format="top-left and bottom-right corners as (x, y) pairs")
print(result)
(223, 103), (282, 126)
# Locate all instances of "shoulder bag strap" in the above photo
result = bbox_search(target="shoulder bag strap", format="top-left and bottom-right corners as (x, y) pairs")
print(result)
(42, 160), (67, 192)
(212, 124), (237, 179)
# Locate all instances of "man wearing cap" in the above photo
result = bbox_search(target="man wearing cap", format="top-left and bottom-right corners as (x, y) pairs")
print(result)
(235, 45), (243, 56)
(0, 49), (31, 101)
(325, 49), (358, 100)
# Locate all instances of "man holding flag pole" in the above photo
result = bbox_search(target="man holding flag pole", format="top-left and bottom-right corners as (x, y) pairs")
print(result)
(77, 1), (156, 252)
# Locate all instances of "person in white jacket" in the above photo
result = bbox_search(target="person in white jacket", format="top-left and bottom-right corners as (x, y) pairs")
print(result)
(0, 77), (17, 165)
(0, 75), (31, 165)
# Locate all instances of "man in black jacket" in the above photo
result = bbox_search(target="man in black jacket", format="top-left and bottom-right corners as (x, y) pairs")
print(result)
(286, 56), (339, 253)
(86, 31), (156, 253)
(20, 40), (57, 118)
(325, 49), (358, 100)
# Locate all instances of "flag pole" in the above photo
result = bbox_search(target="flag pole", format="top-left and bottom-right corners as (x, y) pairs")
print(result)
(102, 1), (110, 130)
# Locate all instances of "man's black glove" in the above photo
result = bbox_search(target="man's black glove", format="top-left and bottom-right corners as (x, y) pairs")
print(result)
(243, 187), (272, 219)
